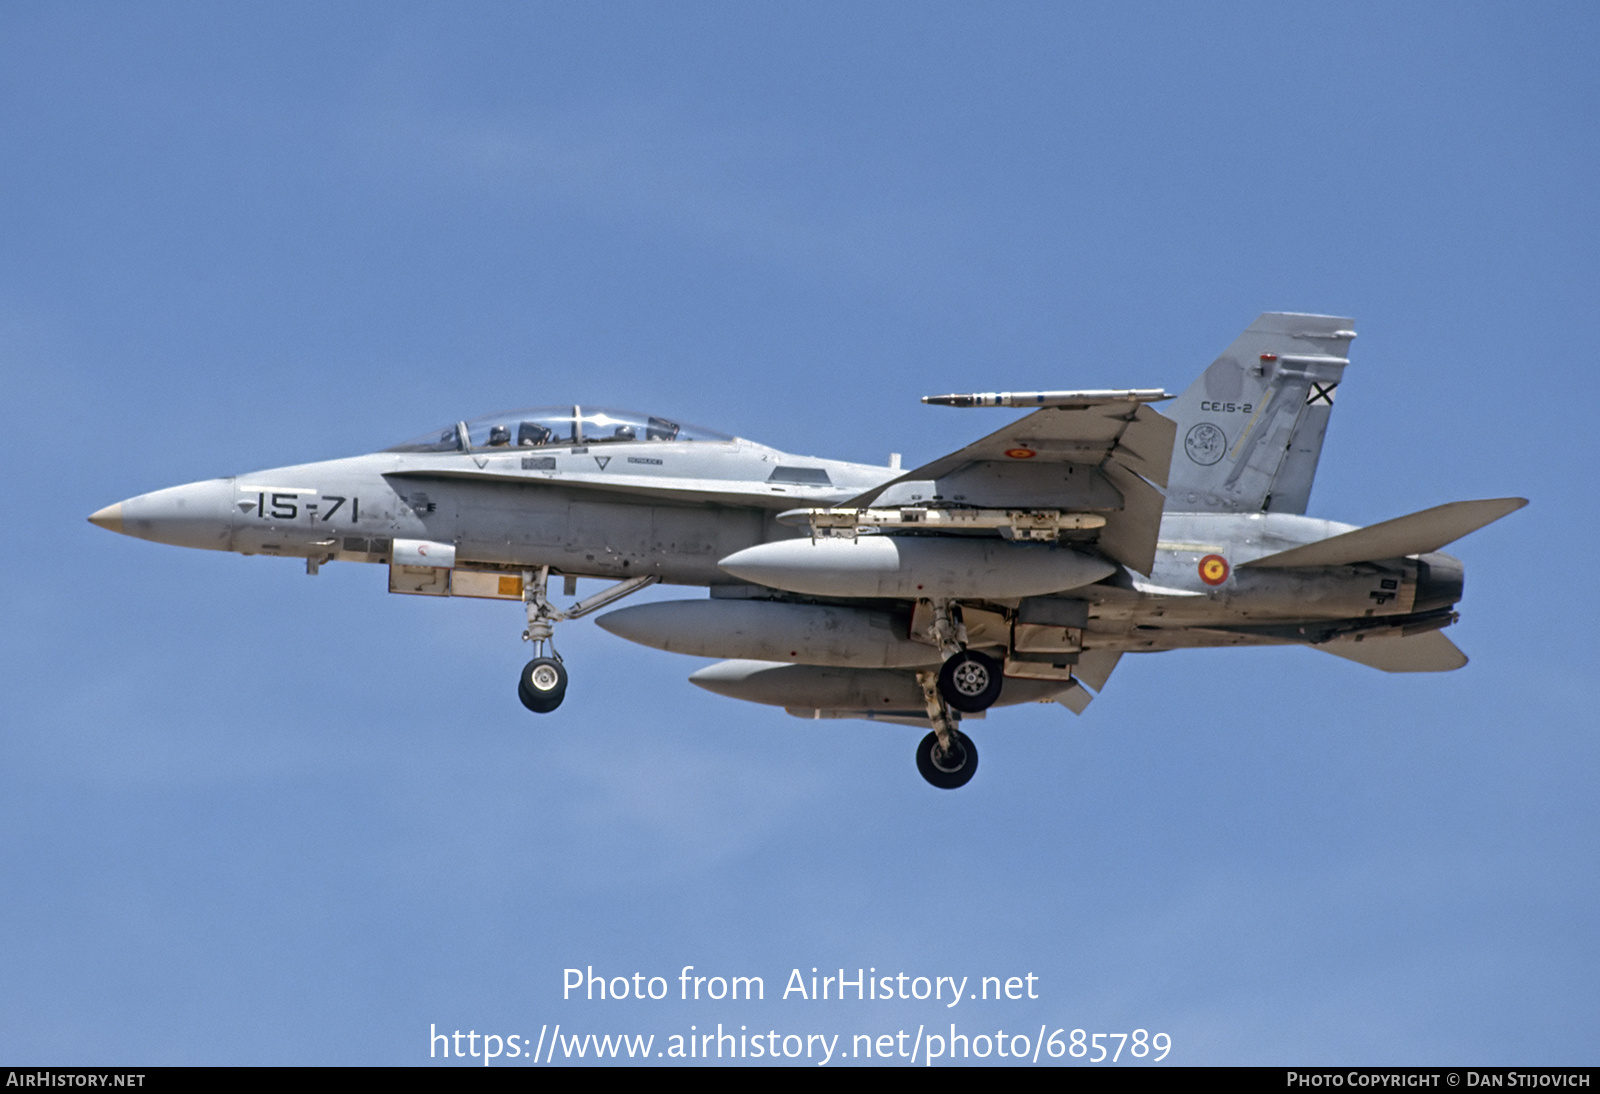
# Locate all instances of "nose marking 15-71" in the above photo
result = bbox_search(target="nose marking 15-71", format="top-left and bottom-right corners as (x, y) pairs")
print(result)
(241, 492), (360, 522)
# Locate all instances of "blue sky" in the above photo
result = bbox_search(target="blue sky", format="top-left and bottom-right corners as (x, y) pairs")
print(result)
(2, 1), (1595, 1066)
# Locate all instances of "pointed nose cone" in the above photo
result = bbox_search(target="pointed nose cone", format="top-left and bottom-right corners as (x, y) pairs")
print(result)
(88, 479), (235, 551)
(688, 659), (786, 700)
(88, 503), (125, 534)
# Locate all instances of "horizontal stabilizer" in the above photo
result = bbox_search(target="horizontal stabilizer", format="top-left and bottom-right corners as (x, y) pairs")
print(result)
(1241, 497), (1527, 569)
(1314, 630), (1468, 673)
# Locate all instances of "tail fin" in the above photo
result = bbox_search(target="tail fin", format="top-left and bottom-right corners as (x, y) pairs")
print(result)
(1165, 312), (1355, 514)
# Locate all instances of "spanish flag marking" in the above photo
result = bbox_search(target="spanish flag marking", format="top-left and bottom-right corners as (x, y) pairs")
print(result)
(1199, 554), (1230, 586)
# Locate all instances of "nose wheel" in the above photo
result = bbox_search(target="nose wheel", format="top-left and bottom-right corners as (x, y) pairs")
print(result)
(514, 565), (660, 715)
(518, 656), (568, 713)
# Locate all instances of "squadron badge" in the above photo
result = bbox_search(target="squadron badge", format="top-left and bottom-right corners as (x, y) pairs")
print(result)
(1184, 422), (1227, 466)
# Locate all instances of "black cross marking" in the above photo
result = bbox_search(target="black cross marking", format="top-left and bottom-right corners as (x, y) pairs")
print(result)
(1306, 382), (1338, 406)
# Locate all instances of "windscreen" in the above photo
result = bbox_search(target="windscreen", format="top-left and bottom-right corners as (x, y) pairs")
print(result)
(385, 406), (733, 452)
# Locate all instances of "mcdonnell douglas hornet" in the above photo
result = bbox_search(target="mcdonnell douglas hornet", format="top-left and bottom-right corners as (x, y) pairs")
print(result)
(90, 314), (1524, 788)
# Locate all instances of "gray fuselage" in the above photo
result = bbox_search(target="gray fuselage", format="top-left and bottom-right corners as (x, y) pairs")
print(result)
(92, 434), (1452, 659)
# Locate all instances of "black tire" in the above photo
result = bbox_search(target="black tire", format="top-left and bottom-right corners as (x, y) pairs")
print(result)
(937, 649), (1004, 712)
(517, 657), (567, 713)
(916, 729), (979, 789)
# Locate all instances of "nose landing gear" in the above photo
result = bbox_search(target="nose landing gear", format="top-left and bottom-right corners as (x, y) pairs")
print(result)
(515, 566), (658, 714)
(518, 657), (568, 712)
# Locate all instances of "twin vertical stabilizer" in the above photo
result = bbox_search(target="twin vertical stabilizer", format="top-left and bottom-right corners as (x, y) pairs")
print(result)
(1165, 312), (1355, 514)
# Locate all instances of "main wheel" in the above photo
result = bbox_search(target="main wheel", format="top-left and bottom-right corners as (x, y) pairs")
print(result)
(937, 649), (1004, 712)
(916, 729), (979, 789)
(517, 657), (568, 713)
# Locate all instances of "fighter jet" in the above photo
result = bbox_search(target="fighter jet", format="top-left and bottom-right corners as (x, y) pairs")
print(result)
(89, 313), (1524, 788)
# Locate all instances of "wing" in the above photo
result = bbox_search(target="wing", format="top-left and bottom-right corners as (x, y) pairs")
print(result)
(845, 394), (1175, 574)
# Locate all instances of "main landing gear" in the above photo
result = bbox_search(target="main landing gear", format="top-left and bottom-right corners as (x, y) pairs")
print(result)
(516, 566), (657, 714)
(912, 599), (1002, 788)
(915, 665), (981, 790)
(916, 728), (978, 790)
(937, 648), (1003, 713)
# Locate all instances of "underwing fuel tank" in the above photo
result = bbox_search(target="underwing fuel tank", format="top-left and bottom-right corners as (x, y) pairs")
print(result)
(596, 599), (942, 668)
(688, 659), (1072, 710)
(716, 535), (1116, 600)
(689, 660), (926, 710)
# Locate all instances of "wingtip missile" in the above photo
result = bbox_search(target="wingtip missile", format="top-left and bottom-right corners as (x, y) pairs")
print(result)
(921, 389), (1172, 408)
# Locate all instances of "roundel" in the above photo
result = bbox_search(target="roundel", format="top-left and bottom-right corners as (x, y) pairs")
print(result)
(1184, 422), (1227, 466)
(1198, 554), (1230, 586)
(1004, 448), (1037, 459)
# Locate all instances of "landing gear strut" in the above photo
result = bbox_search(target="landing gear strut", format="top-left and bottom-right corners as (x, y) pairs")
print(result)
(915, 667), (980, 789)
(920, 598), (1005, 713)
(520, 566), (566, 712)
(515, 566), (658, 715)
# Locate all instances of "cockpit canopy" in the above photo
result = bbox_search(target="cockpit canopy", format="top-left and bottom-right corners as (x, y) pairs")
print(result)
(385, 406), (734, 453)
